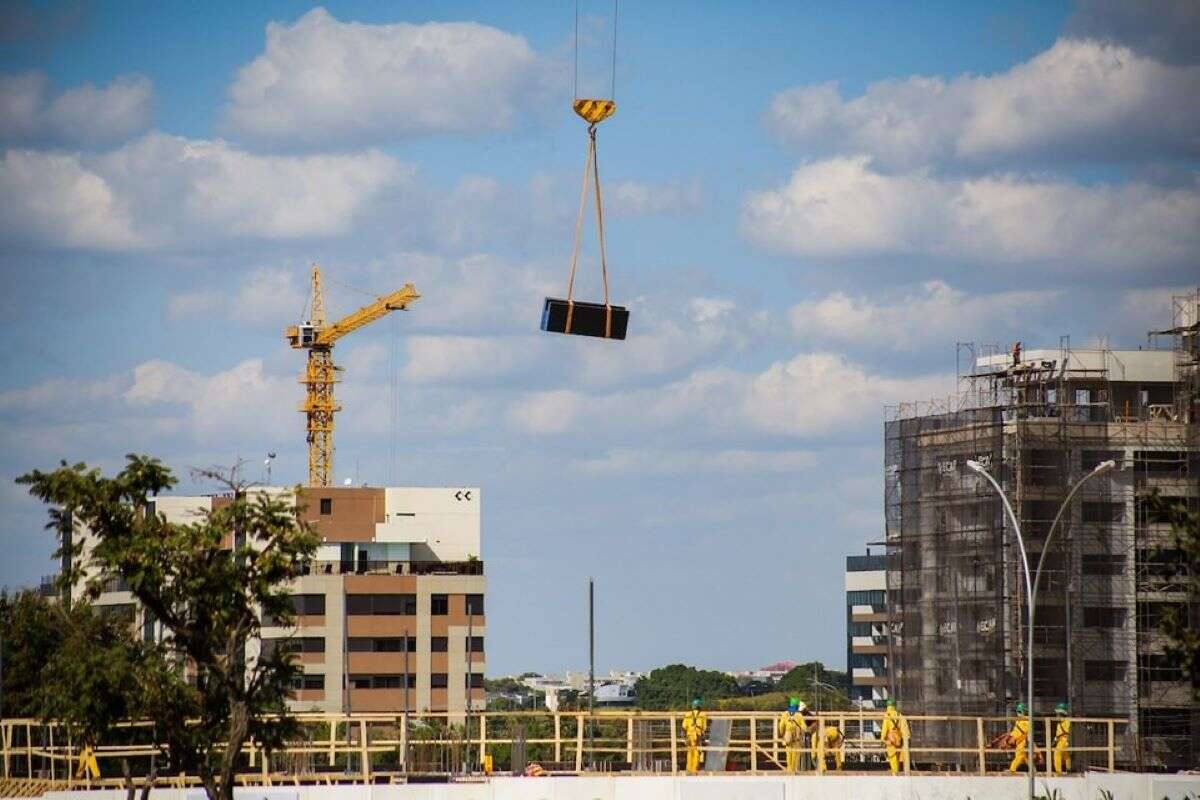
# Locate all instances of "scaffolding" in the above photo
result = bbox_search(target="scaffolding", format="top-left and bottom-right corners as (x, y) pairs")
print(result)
(884, 289), (1200, 770)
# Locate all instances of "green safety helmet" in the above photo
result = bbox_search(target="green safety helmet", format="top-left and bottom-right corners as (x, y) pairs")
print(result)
(885, 699), (897, 708)
(1054, 703), (1069, 715)
(1015, 702), (1027, 714)
(691, 698), (701, 709)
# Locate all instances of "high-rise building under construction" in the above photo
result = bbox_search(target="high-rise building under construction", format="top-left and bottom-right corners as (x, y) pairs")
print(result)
(884, 289), (1198, 770)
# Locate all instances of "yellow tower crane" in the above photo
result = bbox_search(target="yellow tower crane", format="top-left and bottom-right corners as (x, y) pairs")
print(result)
(285, 265), (419, 487)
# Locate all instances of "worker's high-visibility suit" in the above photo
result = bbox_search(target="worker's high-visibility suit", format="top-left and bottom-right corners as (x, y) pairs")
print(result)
(681, 709), (708, 774)
(1007, 717), (1038, 773)
(75, 745), (100, 781)
(811, 724), (844, 771)
(776, 711), (809, 774)
(1052, 718), (1071, 774)
(881, 707), (909, 775)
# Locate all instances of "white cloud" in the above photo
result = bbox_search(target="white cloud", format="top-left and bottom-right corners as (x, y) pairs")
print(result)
(230, 267), (306, 325)
(574, 447), (818, 475)
(225, 7), (552, 146)
(789, 281), (1059, 351)
(0, 71), (152, 147)
(740, 156), (1200, 272)
(607, 179), (704, 216)
(507, 352), (952, 439)
(404, 335), (540, 383)
(167, 290), (224, 320)
(766, 38), (1200, 169)
(0, 132), (412, 250)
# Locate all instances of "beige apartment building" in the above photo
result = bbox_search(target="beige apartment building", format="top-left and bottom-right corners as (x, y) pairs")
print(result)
(91, 485), (485, 717)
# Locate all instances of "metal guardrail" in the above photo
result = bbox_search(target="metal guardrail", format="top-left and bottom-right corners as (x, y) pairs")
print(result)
(0, 710), (1125, 787)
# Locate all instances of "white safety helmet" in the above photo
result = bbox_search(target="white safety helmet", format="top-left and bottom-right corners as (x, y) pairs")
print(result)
(796, 701), (807, 712)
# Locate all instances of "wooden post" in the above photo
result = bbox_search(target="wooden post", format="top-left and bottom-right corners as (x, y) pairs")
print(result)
(47, 724), (54, 781)
(554, 713), (562, 763)
(750, 714), (758, 773)
(1107, 720), (1115, 772)
(670, 714), (678, 775)
(329, 718), (337, 767)
(976, 717), (986, 775)
(261, 745), (269, 784)
(902, 726), (911, 775)
(359, 719), (369, 781)
(400, 713), (408, 773)
(26, 722), (31, 780)
(816, 717), (825, 774)
(479, 712), (487, 766)
(626, 717), (633, 765)
(574, 714), (584, 772)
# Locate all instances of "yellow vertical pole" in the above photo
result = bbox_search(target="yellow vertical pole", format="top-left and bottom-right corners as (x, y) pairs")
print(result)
(670, 715), (678, 775)
(47, 725), (54, 781)
(817, 717), (825, 775)
(977, 717), (986, 775)
(554, 713), (562, 763)
(750, 715), (758, 773)
(574, 714), (584, 772)
(400, 714), (408, 773)
(1107, 720), (1115, 772)
(479, 713), (487, 767)
(902, 724), (911, 775)
(626, 717), (633, 765)
(329, 718), (337, 767)
(359, 719), (369, 781)
(26, 722), (32, 780)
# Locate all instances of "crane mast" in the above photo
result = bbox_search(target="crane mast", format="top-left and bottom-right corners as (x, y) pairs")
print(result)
(285, 265), (419, 486)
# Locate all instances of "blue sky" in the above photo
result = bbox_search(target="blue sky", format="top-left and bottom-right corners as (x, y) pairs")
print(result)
(1, 0), (1197, 676)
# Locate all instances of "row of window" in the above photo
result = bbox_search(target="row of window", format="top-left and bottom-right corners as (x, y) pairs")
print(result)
(268, 593), (485, 621)
(292, 673), (487, 691)
(268, 635), (485, 654)
(847, 590), (886, 606)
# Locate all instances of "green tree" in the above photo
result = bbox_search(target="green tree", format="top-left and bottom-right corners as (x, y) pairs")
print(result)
(777, 661), (849, 696)
(19, 456), (320, 800)
(634, 664), (741, 710)
(1149, 492), (1200, 698)
(0, 590), (67, 717)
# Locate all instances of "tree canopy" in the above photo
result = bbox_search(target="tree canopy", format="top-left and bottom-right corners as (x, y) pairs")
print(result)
(18, 455), (319, 800)
(634, 664), (741, 710)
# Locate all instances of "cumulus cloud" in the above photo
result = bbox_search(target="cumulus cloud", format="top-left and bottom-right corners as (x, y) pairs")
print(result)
(1067, 0), (1200, 65)
(740, 156), (1200, 273)
(766, 39), (1200, 169)
(508, 352), (951, 439)
(225, 7), (553, 146)
(403, 335), (542, 383)
(789, 281), (1059, 351)
(0, 132), (412, 250)
(0, 71), (152, 147)
(573, 447), (818, 475)
(607, 179), (704, 216)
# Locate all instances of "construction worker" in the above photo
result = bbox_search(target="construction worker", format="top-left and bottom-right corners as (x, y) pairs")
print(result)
(811, 721), (844, 771)
(776, 698), (809, 774)
(681, 698), (708, 774)
(75, 743), (101, 782)
(1007, 702), (1038, 773)
(1052, 703), (1071, 774)
(881, 699), (909, 775)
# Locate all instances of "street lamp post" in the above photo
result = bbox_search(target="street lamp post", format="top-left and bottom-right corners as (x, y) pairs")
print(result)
(966, 458), (1115, 799)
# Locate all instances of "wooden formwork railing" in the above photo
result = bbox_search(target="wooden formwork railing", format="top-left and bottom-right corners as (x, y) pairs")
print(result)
(0, 710), (1125, 788)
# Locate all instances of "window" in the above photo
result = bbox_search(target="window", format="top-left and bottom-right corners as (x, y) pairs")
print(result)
(350, 674), (414, 689)
(319, 498), (332, 515)
(847, 590), (886, 607)
(847, 622), (873, 637)
(466, 672), (484, 689)
(99, 603), (136, 624)
(1082, 502), (1124, 523)
(466, 594), (484, 615)
(346, 594), (417, 615)
(430, 673), (448, 689)
(1082, 554), (1126, 576)
(1138, 653), (1184, 683)
(431, 594), (449, 615)
(1083, 606), (1127, 628)
(431, 636), (448, 652)
(348, 636), (416, 652)
(264, 636), (325, 657)
(849, 653), (885, 670)
(290, 674), (325, 691)
(1084, 660), (1127, 681)
(467, 636), (484, 653)
(1138, 601), (1189, 631)
(294, 594), (326, 615)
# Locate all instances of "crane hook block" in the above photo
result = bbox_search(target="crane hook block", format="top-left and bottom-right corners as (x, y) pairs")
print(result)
(541, 297), (628, 340)
(573, 98), (616, 125)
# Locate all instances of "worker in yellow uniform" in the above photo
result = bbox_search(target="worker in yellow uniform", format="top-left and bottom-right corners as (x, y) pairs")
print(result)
(681, 698), (708, 774)
(811, 722), (844, 771)
(1007, 702), (1038, 773)
(1052, 702), (1071, 774)
(76, 743), (101, 782)
(777, 698), (809, 774)
(881, 699), (909, 775)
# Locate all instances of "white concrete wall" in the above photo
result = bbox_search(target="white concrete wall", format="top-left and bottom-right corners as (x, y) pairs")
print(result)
(39, 773), (1200, 800)
(844, 570), (886, 592)
(383, 488), (480, 561)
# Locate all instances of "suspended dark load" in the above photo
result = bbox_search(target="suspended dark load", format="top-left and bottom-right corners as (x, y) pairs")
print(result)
(541, 4), (628, 341)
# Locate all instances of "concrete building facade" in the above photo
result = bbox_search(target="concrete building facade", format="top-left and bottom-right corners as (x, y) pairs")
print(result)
(884, 290), (1199, 769)
(91, 485), (485, 717)
(845, 552), (891, 709)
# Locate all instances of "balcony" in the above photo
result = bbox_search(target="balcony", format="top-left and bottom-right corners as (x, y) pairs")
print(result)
(300, 560), (483, 577)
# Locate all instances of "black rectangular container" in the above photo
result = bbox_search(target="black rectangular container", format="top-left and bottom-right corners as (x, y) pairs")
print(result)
(540, 297), (629, 340)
